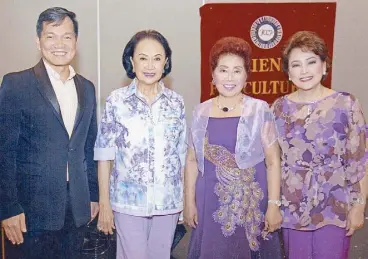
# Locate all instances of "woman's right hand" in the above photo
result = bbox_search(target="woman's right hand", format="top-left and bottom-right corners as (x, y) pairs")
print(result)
(184, 201), (198, 229)
(97, 201), (115, 235)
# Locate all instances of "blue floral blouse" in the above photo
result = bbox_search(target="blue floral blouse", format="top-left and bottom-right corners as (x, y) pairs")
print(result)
(94, 79), (187, 217)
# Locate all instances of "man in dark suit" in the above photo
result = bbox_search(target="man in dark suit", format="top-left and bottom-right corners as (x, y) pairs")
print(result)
(0, 7), (99, 259)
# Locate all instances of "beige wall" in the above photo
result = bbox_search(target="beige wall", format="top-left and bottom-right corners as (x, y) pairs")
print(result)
(1, 0), (368, 121)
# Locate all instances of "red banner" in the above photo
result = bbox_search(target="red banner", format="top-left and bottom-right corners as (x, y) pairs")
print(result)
(200, 3), (336, 103)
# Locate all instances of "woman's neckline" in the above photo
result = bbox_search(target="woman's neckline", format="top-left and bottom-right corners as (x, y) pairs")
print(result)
(285, 91), (339, 105)
(209, 95), (247, 118)
(209, 116), (241, 119)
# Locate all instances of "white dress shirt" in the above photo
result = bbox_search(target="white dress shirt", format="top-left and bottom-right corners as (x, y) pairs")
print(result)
(44, 60), (78, 181)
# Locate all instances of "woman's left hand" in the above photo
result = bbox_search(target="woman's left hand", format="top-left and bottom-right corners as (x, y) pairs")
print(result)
(264, 205), (282, 232)
(346, 204), (365, 236)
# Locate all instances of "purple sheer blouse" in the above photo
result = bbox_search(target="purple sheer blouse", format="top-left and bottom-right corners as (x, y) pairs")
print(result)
(188, 95), (278, 175)
(272, 92), (368, 230)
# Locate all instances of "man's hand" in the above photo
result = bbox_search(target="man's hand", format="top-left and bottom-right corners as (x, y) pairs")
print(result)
(90, 202), (99, 222)
(2, 213), (27, 245)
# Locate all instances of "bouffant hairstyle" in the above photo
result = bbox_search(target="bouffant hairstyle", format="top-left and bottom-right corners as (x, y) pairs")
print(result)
(282, 31), (331, 78)
(122, 30), (172, 79)
(209, 36), (252, 74)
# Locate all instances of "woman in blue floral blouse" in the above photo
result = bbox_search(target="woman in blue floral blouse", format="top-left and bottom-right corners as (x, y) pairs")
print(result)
(94, 30), (187, 259)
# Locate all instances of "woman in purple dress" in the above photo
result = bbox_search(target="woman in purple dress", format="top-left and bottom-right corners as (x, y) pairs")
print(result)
(184, 37), (283, 259)
(272, 31), (368, 259)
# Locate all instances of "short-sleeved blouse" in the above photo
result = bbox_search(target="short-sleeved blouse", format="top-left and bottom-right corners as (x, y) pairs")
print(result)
(272, 92), (368, 230)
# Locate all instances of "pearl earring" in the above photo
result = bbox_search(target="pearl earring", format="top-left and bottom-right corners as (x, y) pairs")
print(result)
(212, 79), (216, 85)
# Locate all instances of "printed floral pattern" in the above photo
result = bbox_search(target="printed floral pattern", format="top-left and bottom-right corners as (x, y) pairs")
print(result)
(94, 79), (186, 216)
(272, 92), (368, 230)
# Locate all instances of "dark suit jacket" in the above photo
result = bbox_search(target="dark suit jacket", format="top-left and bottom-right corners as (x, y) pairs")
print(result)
(0, 60), (98, 231)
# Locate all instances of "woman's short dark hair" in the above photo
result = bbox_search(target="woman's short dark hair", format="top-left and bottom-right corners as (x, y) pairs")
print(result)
(122, 30), (172, 79)
(209, 37), (252, 74)
(36, 7), (78, 38)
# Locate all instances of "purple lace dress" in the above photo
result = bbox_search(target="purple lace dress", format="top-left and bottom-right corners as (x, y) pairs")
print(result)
(188, 117), (283, 259)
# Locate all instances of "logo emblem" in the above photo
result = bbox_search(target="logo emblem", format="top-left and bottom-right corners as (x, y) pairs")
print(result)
(250, 16), (283, 49)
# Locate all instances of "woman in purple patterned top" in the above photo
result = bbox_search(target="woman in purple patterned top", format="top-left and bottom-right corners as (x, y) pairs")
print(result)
(272, 31), (368, 259)
(185, 37), (283, 259)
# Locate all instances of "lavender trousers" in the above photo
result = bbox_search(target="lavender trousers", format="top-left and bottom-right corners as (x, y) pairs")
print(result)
(114, 212), (179, 259)
(282, 225), (351, 259)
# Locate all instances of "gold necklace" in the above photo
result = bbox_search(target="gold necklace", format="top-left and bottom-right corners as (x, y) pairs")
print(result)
(216, 96), (243, 112)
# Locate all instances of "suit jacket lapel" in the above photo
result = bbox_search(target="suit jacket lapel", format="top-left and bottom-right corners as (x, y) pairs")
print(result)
(72, 75), (85, 134)
(33, 60), (66, 129)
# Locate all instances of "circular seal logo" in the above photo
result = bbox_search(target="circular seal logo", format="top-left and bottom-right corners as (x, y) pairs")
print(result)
(250, 16), (283, 49)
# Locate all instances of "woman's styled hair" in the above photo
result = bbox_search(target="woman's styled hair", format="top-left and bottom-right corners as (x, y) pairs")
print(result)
(122, 30), (172, 79)
(209, 36), (252, 74)
(282, 31), (331, 79)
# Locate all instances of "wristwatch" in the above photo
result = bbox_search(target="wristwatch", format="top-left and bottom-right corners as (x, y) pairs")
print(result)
(268, 199), (281, 207)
